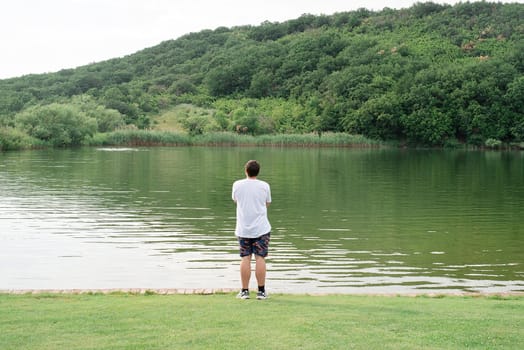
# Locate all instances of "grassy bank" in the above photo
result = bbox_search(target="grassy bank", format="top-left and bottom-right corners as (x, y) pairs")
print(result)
(85, 130), (383, 148)
(5, 127), (524, 151)
(2, 127), (383, 151)
(1, 293), (522, 349)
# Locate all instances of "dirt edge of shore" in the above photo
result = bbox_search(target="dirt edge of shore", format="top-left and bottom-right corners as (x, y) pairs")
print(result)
(2, 288), (523, 297)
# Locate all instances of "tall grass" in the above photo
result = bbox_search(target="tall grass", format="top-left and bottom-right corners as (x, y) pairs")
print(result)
(86, 130), (383, 148)
(0, 127), (45, 151)
(3, 128), (383, 150)
(254, 132), (381, 147)
(85, 129), (192, 146)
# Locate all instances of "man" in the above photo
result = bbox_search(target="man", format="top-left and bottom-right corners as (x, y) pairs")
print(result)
(232, 160), (271, 300)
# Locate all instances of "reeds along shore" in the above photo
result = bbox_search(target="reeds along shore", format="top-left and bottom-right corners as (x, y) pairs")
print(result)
(1, 129), (382, 150)
(5, 129), (522, 150)
(85, 131), (383, 148)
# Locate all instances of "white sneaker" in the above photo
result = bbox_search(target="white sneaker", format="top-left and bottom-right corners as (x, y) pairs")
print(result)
(236, 290), (250, 299)
(256, 291), (268, 300)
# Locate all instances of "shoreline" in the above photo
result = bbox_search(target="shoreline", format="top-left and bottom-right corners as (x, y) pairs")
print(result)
(2, 288), (524, 297)
(4, 128), (524, 151)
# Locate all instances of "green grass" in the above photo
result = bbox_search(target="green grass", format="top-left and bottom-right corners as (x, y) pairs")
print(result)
(85, 130), (382, 148)
(1, 293), (522, 349)
(151, 104), (212, 132)
(0, 127), (45, 151)
(86, 129), (193, 146)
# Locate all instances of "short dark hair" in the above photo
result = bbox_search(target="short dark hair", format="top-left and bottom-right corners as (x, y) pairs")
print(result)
(245, 160), (260, 177)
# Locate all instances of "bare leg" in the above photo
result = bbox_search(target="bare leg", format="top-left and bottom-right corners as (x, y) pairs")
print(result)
(240, 255), (252, 289)
(255, 255), (266, 287)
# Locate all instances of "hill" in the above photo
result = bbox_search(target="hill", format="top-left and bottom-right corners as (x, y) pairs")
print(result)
(1, 1), (523, 148)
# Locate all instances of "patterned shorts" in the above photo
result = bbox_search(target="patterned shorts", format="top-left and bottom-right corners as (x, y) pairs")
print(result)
(238, 232), (271, 257)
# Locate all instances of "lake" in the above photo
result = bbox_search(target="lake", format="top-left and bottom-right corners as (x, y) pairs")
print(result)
(1, 147), (523, 294)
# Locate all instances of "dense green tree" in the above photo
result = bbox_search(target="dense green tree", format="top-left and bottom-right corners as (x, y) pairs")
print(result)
(248, 21), (288, 41)
(71, 95), (125, 133)
(15, 103), (97, 146)
(349, 93), (402, 140)
(504, 76), (524, 140)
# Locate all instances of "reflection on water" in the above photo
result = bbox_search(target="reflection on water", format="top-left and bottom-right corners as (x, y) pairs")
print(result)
(0, 147), (523, 294)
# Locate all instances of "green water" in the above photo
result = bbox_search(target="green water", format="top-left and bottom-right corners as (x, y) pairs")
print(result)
(1, 147), (523, 293)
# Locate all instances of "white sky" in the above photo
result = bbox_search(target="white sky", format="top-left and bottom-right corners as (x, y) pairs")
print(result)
(0, 0), (520, 79)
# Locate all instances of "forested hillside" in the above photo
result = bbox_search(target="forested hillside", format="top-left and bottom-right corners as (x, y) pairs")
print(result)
(1, 1), (523, 148)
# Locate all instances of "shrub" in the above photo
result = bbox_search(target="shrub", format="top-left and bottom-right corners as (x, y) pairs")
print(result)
(0, 127), (41, 150)
(182, 115), (207, 136)
(485, 138), (502, 149)
(15, 103), (97, 147)
(71, 95), (125, 133)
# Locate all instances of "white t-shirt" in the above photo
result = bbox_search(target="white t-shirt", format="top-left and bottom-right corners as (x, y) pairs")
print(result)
(232, 178), (272, 238)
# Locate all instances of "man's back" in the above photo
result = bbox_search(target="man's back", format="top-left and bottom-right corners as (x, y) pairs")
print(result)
(232, 178), (271, 238)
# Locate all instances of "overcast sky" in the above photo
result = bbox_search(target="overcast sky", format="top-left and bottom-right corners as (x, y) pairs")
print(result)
(0, 0), (520, 79)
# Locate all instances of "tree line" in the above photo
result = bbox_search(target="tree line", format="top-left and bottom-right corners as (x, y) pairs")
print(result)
(0, 1), (523, 149)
